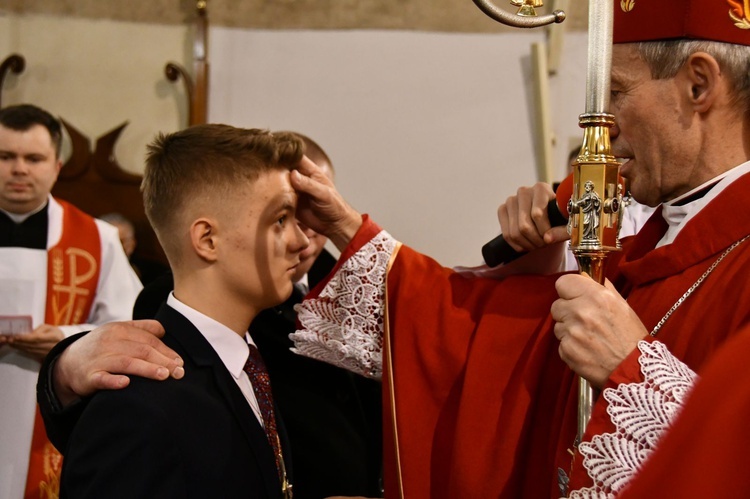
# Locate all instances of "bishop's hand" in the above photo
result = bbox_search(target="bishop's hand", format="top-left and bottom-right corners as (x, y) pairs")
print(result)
(291, 155), (362, 251)
(550, 273), (648, 388)
(498, 181), (570, 252)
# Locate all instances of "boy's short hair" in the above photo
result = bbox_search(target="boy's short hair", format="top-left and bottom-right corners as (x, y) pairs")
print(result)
(280, 131), (334, 176)
(0, 104), (63, 157)
(141, 124), (304, 265)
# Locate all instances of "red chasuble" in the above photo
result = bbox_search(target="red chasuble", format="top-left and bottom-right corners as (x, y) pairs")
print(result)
(382, 246), (577, 498)
(24, 199), (101, 499)
(299, 173), (750, 498)
(304, 218), (580, 498)
(381, 172), (750, 497)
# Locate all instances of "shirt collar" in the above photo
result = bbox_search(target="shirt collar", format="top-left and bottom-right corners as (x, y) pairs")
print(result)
(295, 273), (310, 295)
(657, 161), (750, 247)
(0, 198), (49, 224)
(166, 292), (256, 381)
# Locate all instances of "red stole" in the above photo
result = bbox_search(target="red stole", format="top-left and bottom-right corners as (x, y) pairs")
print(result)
(24, 199), (101, 499)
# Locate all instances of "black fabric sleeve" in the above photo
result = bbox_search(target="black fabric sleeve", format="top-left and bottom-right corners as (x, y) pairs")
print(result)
(36, 331), (90, 453)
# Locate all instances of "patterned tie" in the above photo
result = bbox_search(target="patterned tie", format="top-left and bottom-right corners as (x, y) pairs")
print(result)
(243, 344), (283, 480)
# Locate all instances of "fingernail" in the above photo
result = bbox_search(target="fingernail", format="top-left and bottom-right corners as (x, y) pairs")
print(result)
(156, 367), (169, 379)
(172, 366), (185, 379)
(175, 356), (184, 366)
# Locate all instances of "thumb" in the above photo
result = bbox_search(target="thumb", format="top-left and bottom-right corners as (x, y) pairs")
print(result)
(297, 155), (324, 178)
(291, 169), (329, 203)
(291, 169), (314, 194)
(544, 225), (571, 245)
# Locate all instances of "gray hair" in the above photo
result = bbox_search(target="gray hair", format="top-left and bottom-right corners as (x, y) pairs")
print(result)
(636, 40), (750, 112)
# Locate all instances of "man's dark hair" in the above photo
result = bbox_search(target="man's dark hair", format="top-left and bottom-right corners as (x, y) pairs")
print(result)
(0, 104), (63, 157)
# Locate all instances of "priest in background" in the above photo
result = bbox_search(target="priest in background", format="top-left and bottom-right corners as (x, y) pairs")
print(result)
(0, 104), (142, 499)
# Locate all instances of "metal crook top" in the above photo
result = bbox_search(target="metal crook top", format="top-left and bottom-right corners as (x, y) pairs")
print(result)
(472, 0), (565, 28)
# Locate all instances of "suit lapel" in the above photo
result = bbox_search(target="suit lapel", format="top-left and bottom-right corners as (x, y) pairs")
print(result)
(155, 305), (281, 498)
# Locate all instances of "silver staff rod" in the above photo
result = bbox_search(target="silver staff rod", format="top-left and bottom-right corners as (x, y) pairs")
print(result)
(585, 2), (613, 114)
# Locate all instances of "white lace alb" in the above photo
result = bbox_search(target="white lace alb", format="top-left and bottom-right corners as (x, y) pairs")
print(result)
(291, 230), (397, 379)
(568, 341), (696, 498)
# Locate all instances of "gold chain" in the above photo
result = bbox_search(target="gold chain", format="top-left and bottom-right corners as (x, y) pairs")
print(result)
(650, 235), (749, 337)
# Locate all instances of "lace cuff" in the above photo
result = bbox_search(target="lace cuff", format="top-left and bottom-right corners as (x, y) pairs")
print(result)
(290, 230), (397, 379)
(569, 341), (696, 498)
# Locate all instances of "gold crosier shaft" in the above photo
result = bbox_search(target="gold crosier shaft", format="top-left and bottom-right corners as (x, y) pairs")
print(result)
(468, 0), (623, 447)
(568, 1), (621, 444)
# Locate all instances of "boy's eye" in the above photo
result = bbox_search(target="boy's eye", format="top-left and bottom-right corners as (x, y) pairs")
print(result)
(277, 216), (286, 226)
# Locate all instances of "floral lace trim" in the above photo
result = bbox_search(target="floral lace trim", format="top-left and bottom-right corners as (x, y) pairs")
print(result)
(569, 341), (696, 498)
(290, 230), (397, 380)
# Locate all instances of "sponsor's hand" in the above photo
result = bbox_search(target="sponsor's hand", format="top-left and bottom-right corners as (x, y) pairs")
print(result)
(53, 320), (184, 406)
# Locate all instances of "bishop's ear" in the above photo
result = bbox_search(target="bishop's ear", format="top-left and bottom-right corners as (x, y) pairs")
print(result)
(684, 51), (722, 113)
(190, 218), (219, 262)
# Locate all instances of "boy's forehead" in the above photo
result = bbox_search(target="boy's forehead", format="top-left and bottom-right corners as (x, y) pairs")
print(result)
(245, 168), (297, 208)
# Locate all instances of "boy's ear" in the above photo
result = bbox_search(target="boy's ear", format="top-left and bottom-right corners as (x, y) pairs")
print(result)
(683, 52), (722, 113)
(190, 218), (219, 262)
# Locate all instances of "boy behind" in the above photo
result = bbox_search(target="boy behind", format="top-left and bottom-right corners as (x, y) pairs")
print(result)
(59, 125), (309, 498)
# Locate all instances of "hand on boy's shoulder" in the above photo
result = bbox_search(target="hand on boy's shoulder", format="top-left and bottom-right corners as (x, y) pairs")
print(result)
(54, 319), (185, 406)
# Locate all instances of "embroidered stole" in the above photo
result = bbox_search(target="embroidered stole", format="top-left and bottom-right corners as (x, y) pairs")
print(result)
(24, 199), (102, 499)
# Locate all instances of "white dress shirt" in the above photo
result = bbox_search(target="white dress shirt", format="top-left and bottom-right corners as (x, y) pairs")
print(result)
(166, 293), (265, 428)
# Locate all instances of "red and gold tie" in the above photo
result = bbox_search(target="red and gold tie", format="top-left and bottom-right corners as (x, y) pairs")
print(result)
(243, 344), (283, 480)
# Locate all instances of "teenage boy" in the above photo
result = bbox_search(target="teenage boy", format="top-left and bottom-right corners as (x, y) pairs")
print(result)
(57, 124), (309, 498)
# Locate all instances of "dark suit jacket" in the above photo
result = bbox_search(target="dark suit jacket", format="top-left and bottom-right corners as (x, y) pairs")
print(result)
(53, 305), (289, 499)
(40, 250), (382, 499)
(130, 250), (383, 498)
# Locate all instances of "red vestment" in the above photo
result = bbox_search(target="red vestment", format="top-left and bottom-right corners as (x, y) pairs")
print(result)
(295, 171), (750, 498)
(571, 171), (750, 494)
